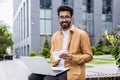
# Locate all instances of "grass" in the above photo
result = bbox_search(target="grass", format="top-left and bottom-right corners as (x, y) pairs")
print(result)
(86, 56), (116, 68)
(47, 55), (116, 68)
(85, 65), (93, 68)
(88, 60), (114, 64)
(93, 58), (115, 61)
(48, 61), (53, 64)
(88, 57), (115, 64)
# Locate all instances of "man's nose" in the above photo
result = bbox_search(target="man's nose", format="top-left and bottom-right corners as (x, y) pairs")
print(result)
(62, 18), (67, 21)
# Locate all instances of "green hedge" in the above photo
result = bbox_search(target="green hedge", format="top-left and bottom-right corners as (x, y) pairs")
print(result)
(29, 51), (36, 57)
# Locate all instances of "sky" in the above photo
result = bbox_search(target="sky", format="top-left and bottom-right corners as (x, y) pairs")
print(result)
(0, 0), (13, 27)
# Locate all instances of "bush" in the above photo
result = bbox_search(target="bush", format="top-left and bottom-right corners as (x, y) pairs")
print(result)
(116, 57), (120, 68)
(104, 27), (120, 68)
(94, 51), (104, 55)
(107, 45), (114, 53)
(40, 48), (50, 58)
(40, 35), (51, 58)
(93, 36), (106, 55)
(102, 46), (111, 54)
(92, 47), (96, 55)
(0, 53), (5, 61)
(95, 36), (106, 51)
(29, 51), (36, 57)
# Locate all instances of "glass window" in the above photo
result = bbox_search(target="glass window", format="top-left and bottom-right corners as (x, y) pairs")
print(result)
(40, 20), (51, 35)
(40, 0), (52, 35)
(102, 21), (112, 31)
(82, 0), (86, 5)
(102, 0), (112, 21)
(40, 0), (51, 9)
(86, 0), (93, 13)
(87, 21), (93, 34)
(46, 9), (52, 19)
(106, 14), (112, 21)
(82, 0), (94, 35)
(102, 0), (112, 14)
(102, 0), (112, 32)
(87, 13), (93, 20)
(40, 20), (45, 35)
(102, 14), (106, 21)
(62, 0), (73, 7)
(82, 5), (87, 11)
(82, 12), (87, 20)
(40, 0), (44, 8)
(46, 20), (52, 35)
(40, 9), (45, 18)
(63, 0), (73, 3)
(40, 9), (52, 19)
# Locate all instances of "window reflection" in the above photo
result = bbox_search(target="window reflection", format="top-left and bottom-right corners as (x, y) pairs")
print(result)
(40, 0), (52, 35)
(86, 0), (93, 13)
(40, 0), (51, 8)
(82, 0), (94, 35)
(102, 0), (112, 21)
(102, 0), (112, 32)
(62, 0), (73, 8)
(63, 0), (73, 3)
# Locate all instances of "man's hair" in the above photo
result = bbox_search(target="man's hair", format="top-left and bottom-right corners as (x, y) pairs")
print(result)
(57, 5), (73, 17)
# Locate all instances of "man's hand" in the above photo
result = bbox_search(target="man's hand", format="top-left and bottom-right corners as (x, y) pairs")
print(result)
(59, 53), (72, 62)
(52, 59), (61, 67)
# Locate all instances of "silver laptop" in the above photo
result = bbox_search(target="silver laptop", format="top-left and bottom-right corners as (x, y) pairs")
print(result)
(21, 57), (69, 76)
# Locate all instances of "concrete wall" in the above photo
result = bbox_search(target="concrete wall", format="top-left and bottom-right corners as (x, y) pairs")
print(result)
(30, 0), (40, 54)
(52, 0), (62, 33)
(113, 0), (120, 28)
(94, 0), (102, 44)
(74, 0), (83, 27)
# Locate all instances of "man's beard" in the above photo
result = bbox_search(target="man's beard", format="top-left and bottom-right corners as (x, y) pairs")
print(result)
(60, 21), (71, 30)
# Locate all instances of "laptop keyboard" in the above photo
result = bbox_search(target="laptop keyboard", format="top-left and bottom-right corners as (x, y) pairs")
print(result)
(53, 70), (62, 73)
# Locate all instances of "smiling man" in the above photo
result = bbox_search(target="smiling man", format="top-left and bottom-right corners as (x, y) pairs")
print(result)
(29, 5), (93, 80)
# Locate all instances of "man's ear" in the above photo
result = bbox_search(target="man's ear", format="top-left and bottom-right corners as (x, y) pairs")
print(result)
(71, 16), (74, 21)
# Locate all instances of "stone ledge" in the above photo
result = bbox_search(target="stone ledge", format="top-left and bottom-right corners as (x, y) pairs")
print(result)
(86, 76), (120, 80)
(85, 63), (120, 80)
(86, 73), (120, 78)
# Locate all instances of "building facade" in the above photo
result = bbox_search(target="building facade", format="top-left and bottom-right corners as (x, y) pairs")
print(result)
(13, 0), (120, 56)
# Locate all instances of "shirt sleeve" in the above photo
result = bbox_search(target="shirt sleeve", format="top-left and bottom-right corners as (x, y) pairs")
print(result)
(71, 31), (93, 64)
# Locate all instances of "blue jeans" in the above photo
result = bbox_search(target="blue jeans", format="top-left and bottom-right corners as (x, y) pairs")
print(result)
(28, 71), (67, 80)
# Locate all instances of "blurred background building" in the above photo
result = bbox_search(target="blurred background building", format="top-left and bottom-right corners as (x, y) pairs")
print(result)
(13, 0), (120, 56)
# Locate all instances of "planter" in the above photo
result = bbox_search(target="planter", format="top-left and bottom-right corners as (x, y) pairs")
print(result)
(4, 55), (13, 60)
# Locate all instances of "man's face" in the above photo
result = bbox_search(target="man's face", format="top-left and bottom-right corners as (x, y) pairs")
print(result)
(58, 11), (73, 30)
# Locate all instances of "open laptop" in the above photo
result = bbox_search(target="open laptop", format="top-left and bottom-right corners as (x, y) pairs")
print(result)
(21, 57), (69, 76)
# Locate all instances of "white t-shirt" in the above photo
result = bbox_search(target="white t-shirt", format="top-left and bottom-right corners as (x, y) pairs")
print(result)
(62, 30), (70, 50)
(57, 30), (70, 67)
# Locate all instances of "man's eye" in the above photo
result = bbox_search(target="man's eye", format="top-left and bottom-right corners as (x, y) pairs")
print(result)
(59, 16), (71, 19)
(65, 16), (71, 18)
(60, 16), (64, 18)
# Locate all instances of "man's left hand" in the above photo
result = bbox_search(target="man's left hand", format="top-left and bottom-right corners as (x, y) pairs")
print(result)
(59, 53), (72, 62)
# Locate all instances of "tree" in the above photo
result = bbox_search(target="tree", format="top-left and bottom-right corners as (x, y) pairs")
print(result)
(0, 23), (13, 60)
(40, 35), (51, 58)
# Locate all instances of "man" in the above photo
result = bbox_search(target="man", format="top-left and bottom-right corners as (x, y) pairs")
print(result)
(29, 5), (93, 80)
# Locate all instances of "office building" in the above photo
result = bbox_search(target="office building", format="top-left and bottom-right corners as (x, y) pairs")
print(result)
(13, 0), (120, 56)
